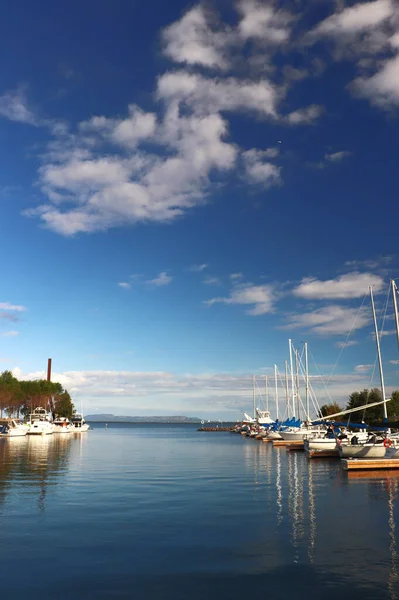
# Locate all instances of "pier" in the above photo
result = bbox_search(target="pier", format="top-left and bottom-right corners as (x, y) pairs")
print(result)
(341, 458), (399, 471)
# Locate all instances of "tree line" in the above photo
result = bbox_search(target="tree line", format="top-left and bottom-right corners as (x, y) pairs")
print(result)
(0, 370), (74, 419)
(319, 388), (399, 422)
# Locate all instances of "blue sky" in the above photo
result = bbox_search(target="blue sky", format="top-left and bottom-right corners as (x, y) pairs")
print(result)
(1, 0), (399, 419)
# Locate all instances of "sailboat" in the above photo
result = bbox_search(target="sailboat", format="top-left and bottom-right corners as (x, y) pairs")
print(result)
(338, 285), (391, 459)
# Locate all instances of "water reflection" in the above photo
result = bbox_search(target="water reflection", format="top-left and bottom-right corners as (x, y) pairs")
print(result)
(0, 434), (73, 511)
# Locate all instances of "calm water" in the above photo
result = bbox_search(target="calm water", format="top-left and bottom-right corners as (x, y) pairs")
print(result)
(0, 424), (398, 600)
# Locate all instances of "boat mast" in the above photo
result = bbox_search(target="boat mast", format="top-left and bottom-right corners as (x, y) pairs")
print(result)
(289, 339), (296, 419)
(370, 286), (388, 420)
(295, 349), (301, 420)
(274, 364), (279, 421)
(305, 342), (310, 422)
(391, 279), (399, 352)
(265, 376), (269, 412)
(284, 360), (290, 417)
(252, 374), (256, 419)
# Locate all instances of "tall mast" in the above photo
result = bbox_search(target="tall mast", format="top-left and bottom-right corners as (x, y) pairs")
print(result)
(370, 286), (388, 420)
(289, 339), (296, 419)
(274, 364), (279, 420)
(284, 360), (290, 417)
(295, 349), (301, 420)
(265, 376), (269, 412)
(305, 343), (310, 422)
(252, 374), (256, 419)
(391, 279), (399, 352)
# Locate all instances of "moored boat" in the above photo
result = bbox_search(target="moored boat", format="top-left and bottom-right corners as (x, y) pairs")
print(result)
(27, 407), (54, 435)
(70, 413), (89, 432)
(0, 418), (29, 437)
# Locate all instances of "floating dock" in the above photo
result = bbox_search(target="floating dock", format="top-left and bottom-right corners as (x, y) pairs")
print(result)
(341, 458), (399, 471)
(286, 443), (305, 451)
(272, 440), (303, 448)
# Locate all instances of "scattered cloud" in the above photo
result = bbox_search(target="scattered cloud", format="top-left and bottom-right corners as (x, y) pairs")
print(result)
(310, 0), (392, 40)
(147, 272), (173, 286)
(1, 330), (19, 337)
(390, 360), (399, 365)
(282, 305), (371, 336)
(344, 256), (393, 270)
(0, 88), (37, 125)
(242, 149), (281, 187)
(189, 263), (208, 272)
(118, 282), (131, 290)
(285, 104), (324, 125)
(354, 363), (374, 373)
(203, 276), (221, 285)
(293, 272), (384, 300)
(336, 340), (359, 348)
(0, 302), (26, 312)
(325, 151), (352, 162)
(230, 273), (243, 281)
(206, 283), (277, 315)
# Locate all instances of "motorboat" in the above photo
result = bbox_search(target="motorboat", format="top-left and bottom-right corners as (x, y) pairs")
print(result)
(337, 434), (387, 459)
(27, 407), (54, 435)
(70, 413), (90, 432)
(0, 418), (29, 437)
(52, 417), (72, 434)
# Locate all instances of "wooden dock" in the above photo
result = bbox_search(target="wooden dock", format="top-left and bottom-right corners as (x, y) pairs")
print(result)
(341, 458), (399, 471)
(272, 440), (303, 447)
(286, 442), (305, 451)
(307, 449), (339, 459)
(197, 427), (232, 432)
(262, 437), (273, 443)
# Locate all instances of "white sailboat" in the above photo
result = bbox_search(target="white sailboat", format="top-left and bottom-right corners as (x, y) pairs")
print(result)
(338, 285), (391, 459)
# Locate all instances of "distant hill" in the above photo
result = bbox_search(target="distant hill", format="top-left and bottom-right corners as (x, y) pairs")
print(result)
(85, 414), (202, 423)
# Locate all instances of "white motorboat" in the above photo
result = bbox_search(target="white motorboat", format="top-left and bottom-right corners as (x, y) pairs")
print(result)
(27, 407), (54, 435)
(52, 417), (72, 434)
(0, 418), (29, 437)
(70, 413), (89, 432)
(256, 409), (274, 426)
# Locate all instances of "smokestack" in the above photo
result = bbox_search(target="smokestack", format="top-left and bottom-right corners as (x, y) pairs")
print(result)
(47, 358), (52, 382)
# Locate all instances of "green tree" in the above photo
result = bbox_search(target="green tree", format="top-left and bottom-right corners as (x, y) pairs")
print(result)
(0, 371), (22, 417)
(54, 390), (74, 418)
(346, 388), (399, 422)
(318, 402), (342, 418)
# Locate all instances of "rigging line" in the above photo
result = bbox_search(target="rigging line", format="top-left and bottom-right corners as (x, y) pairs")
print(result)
(362, 285), (391, 421)
(308, 347), (333, 403)
(326, 292), (368, 386)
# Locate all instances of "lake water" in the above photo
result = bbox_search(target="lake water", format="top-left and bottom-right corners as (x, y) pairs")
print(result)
(0, 424), (398, 600)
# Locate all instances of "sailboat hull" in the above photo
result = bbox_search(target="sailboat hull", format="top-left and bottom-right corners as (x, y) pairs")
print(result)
(338, 444), (387, 459)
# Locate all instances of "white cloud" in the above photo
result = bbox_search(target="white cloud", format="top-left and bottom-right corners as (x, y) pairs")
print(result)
(80, 104), (157, 148)
(206, 283), (277, 315)
(293, 272), (384, 300)
(242, 149), (281, 187)
(336, 340), (359, 348)
(354, 364), (374, 373)
(237, 0), (292, 43)
(1, 331), (19, 337)
(147, 272), (172, 286)
(157, 71), (279, 118)
(230, 273), (243, 280)
(0, 88), (37, 125)
(352, 54), (399, 106)
(311, 0), (393, 39)
(118, 282), (131, 289)
(162, 6), (231, 70)
(0, 302), (26, 312)
(202, 276), (220, 285)
(282, 305), (371, 336)
(285, 104), (324, 124)
(189, 264), (208, 272)
(390, 360), (399, 365)
(325, 151), (352, 162)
